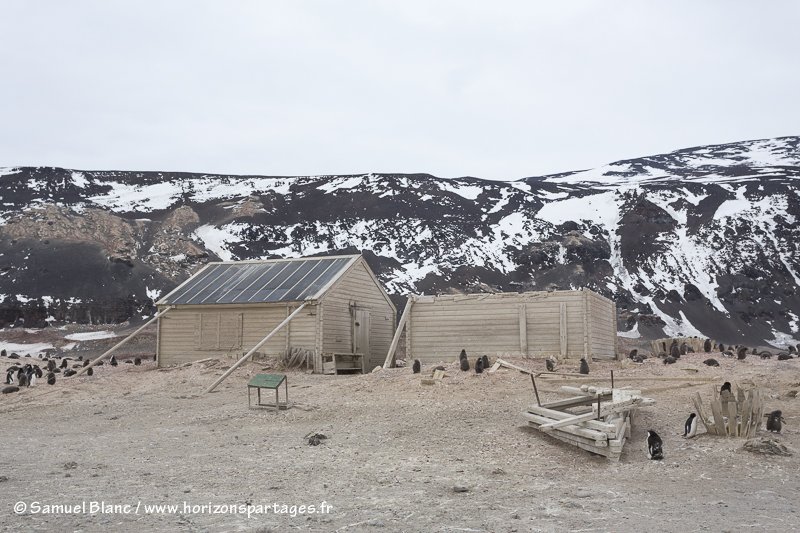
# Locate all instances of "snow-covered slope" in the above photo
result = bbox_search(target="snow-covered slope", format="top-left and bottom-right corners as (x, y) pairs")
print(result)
(0, 136), (798, 347)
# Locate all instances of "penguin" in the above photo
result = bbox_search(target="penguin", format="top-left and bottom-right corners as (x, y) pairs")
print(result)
(459, 349), (467, 362)
(703, 338), (712, 353)
(545, 357), (556, 372)
(86, 367), (94, 376)
(719, 343), (725, 352)
(777, 353), (792, 361)
(670, 341), (680, 359)
(46, 372), (56, 385)
(460, 357), (470, 371)
(47, 359), (56, 372)
(631, 355), (645, 364)
(34, 366), (42, 378)
(27, 369), (36, 387)
(720, 382), (732, 394)
(2, 386), (19, 394)
(82, 359), (90, 367)
(646, 430), (664, 460)
(475, 357), (484, 374)
(703, 358), (719, 367)
(5, 370), (13, 385)
(765, 410), (785, 433)
(629, 349), (638, 360)
(110, 355), (118, 367)
(683, 413), (698, 438)
(663, 356), (677, 365)
(134, 357), (141, 366)
(579, 358), (589, 375)
(60, 359), (68, 369)
(412, 359), (421, 374)
(481, 355), (490, 369)
(680, 343), (688, 356)
(737, 347), (747, 360)
(64, 369), (77, 377)
(17, 372), (28, 387)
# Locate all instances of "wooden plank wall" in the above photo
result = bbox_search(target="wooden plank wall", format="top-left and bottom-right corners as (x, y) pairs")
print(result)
(321, 260), (396, 371)
(586, 291), (618, 360)
(407, 291), (589, 364)
(157, 304), (318, 366)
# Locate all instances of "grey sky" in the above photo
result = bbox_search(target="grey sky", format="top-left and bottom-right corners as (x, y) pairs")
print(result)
(1, 1), (798, 181)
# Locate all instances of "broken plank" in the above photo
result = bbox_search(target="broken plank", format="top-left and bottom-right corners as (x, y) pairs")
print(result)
(527, 405), (617, 434)
(541, 395), (607, 410)
(522, 413), (608, 443)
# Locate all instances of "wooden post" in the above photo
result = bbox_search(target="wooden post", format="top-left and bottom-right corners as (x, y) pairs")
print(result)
(611, 370), (614, 389)
(530, 374), (541, 406)
(205, 303), (308, 393)
(519, 303), (528, 357)
(582, 290), (589, 360)
(77, 306), (174, 376)
(559, 302), (567, 358)
(383, 296), (414, 368)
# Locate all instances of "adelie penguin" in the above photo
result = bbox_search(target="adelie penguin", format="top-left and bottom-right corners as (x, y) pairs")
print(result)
(703, 358), (719, 367)
(766, 410), (785, 433)
(663, 356), (677, 365)
(459, 349), (467, 362)
(545, 357), (556, 372)
(110, 355), (118, 367)
(60, 359), (68, 369)
(683, 413), (698, 438)
(474, 357), (484, 374)
(460, 357), (470, 372)
(46, 372), (56, 385)
(720, 381), (732, 394)
(412, 359), (421, 374)
(646, 430), (664, 460)
(736, 347), (748, 360)
(703, 338), (712, 353)
(481, 355), (490, 370)
(579, 358), (589, 375)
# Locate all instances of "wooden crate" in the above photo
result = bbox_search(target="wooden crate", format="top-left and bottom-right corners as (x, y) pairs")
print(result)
(691, 384), (763, 438)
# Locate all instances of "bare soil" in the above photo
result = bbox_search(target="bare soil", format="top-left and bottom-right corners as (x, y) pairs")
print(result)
(1, 348), (799, 532)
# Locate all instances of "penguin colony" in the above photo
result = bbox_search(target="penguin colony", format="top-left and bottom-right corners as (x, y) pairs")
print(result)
(3, 352), (151, 395)
(414, 350), (493, 376)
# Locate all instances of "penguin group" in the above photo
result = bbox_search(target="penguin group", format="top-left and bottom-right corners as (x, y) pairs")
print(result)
(5, 364), (43, 388)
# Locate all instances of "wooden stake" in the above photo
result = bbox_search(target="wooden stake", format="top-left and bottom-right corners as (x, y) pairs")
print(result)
(77, 306), (174, 376)
(205, 302), (307, 393)
(530, 374), (541, 406)
(611, 370), (614, 389)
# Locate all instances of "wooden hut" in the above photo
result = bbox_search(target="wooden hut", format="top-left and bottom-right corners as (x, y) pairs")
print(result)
(155, 254), (396, 374)
(387, 289), (616, 367)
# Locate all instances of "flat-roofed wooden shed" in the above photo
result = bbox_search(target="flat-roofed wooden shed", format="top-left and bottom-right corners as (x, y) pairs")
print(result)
(393, 289), (617, 365)
(155, 254), (396, 373)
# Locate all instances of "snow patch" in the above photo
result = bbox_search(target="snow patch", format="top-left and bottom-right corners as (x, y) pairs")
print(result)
(0, 342), (54, 355)
(64, 331), (118, 341)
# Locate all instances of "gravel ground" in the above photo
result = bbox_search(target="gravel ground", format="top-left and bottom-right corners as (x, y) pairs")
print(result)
(1, 350), (799, 532)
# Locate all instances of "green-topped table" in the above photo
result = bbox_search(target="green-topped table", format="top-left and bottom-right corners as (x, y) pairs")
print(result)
(248, 373), (288, 411)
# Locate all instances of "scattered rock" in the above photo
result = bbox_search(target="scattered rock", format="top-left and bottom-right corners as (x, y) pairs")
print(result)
(574, 490), (592, 498)
(63, 461), (78, 470)
(307, 433), (327, 446)
(452, 485), (469, 493)
(742, 438), (794, 457)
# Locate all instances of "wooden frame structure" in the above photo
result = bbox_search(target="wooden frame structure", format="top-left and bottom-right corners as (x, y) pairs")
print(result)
(691, 384), (764, 438)
(522, 385), (654, 461)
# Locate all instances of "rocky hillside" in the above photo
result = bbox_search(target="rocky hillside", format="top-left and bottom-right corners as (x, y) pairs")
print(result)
(1, 136), (798, 347)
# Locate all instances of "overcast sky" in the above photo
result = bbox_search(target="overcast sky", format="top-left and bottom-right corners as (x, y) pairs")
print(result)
(1, 1), (798, 181)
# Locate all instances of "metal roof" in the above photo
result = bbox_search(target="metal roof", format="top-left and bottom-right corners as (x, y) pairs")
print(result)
(157, 255), (359, 305)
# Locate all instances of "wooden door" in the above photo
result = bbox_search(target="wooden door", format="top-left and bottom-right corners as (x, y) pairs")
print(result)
(353, 309), (370, 372)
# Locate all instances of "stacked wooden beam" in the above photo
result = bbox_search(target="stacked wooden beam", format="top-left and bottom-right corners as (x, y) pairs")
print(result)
(523, 387), (653, 462)
(691, 385), (763, 438)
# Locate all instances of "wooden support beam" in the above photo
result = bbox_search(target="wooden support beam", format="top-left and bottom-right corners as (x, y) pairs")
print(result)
(383, 296), (413, 369)
(519, 303), (528, 356)
(559, 302), (567, 358)
(205, 303), (307, 393)
(541, 395), (608, 410)
(538, 398), (651, 432)
(489, 358), (534, 375)
(77, 306), (174, 376)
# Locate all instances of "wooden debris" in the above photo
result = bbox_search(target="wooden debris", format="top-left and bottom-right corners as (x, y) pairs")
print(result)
(523, 384), (654, 461)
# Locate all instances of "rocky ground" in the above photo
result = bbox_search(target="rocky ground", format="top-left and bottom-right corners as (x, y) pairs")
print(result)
(1, 343), (799, 532)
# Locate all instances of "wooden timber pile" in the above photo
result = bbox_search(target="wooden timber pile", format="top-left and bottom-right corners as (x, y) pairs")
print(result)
(691, 384), (764, 438)
(522, 386), (654, 462)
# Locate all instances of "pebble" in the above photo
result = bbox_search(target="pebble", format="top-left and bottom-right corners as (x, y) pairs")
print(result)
(452, 485), (469, 493)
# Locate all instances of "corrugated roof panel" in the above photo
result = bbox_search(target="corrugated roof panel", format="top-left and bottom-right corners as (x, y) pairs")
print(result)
(161, 255), (356, 305)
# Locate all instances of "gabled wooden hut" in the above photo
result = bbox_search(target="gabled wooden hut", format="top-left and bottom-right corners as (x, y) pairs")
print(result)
(155, 254), (396, 373)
